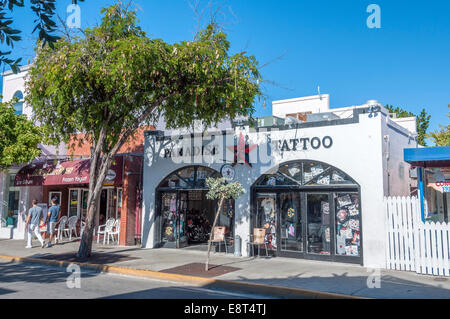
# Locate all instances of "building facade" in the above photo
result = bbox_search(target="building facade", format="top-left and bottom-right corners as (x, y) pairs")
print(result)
(0, 67), (146, 245)
(142, 95), (417, 268)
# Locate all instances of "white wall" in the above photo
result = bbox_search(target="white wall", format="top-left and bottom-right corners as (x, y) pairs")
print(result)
(2, 66), (33, 119)
(381, 112), (417, 197)
(272, 94), (330, 118)
(142, 109), (396, 268)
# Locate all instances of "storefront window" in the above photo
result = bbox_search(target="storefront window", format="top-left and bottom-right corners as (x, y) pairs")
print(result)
(48, 192), (62, 206)
(116, 188), (123, 221)
(158, 166), (219, 189)
(81, 190), (89, 221)
(252, 160), (360, 262)
(424, 168), (449, 223)
(280, 192), (302, 252)
(161, 193), (178, 244)
(307, 194), (330, 255)
(255, 161), (357, 187)
(69, 189), (80, 217)
(255, 194), (277, 250)
(335, 193), (361, 257)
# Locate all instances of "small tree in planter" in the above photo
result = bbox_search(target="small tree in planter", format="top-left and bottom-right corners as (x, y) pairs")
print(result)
(205, 177), (244, 271)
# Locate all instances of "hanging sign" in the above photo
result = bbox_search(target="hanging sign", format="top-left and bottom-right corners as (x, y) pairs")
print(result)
(221, 164), (235, 180)
(428, 181), (450, 193)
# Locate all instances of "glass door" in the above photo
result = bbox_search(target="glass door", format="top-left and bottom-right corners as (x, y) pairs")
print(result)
(279, 192), (303, 252)
(254, 193), (277, 251)
(306, 193), (331, 255)
(68, 189), (80, 217)
(160, 192), (177, 247)
(81, 190), (89, 221)
(177, 192), (188, 248)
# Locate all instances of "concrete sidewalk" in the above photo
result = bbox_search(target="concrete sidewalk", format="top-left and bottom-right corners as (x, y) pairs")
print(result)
(0, 239), (449, 298)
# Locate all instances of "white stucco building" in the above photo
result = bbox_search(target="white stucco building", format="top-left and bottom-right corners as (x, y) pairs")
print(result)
(142, 94), (418, 268)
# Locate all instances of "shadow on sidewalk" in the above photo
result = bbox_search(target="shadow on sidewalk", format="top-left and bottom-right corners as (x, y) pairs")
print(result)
(102, 272), (450, 299)
(0, 259), (99, 295)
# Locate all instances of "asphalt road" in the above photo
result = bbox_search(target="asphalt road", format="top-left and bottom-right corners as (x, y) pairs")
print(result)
(0, 260), (271, 299)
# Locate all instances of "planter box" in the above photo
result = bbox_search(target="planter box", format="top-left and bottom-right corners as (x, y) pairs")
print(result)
(0, 227), (13, 239)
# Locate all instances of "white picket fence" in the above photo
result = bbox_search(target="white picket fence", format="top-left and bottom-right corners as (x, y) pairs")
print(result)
(384, 196), (450, 276)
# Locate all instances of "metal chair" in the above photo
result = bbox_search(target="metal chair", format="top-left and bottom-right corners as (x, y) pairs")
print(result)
(208, 226), (227, 253)
(248, 228), (269, 257)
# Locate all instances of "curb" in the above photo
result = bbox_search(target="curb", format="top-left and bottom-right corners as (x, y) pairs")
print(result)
(0, 254), (366, 299)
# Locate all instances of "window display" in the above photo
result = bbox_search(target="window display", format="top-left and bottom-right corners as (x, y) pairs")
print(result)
(335, 193), (360, 257)
(255, 194), (277, 249)
(161, 193), (177, 243)
(307, 194), (330, 255)
(280, 192), (302, 252)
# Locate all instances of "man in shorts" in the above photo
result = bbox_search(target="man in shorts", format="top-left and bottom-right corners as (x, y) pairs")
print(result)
(46, 197), (61, 247)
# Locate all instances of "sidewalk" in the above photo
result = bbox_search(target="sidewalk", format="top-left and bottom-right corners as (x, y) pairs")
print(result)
(0, 239), (449, 298)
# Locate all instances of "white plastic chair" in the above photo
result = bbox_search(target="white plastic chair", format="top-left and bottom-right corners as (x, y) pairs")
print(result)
(97, 218), (115, 244)
(64, 216), (79, 241)
(56, 216), (68, 243)
(106, 219), (120, 245)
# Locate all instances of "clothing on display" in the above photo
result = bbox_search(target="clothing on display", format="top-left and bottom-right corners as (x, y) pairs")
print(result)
(259, 196), (277, 249)
(335, 194), (360, 256)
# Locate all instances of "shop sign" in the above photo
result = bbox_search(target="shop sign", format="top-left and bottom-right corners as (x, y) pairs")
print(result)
(164, 145), (219, 159)
(428, 181), (450, 193)
(276, 136), (333, 152)
(221, 164), (235, 180)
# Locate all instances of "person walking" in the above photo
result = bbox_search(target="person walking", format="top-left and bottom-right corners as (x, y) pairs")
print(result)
(46, 198), (61, 247)
(25, 199), (45, 248)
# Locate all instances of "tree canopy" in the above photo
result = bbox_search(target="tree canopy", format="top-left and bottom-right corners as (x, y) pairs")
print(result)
(0, 98), (42, 170)
(25, 2), (262, 258)
(385, 105), (431, 146)
(0, 0), (86, 73)
(427, 105), (450, 147)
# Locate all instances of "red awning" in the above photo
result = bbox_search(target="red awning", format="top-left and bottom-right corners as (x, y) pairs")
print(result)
(14, 156), (123, 187)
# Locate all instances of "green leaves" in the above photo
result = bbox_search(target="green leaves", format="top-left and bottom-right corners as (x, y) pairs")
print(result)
(0, 0), (86, 72)
(205, 177), (245, 201)
(427, 105), (450, 147)
(26, 3), (262, 155)
(0, 99), (42, 170)
(385, 104), (431, 146)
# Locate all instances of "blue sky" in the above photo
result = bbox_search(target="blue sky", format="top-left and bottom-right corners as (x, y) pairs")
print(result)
(3, 0), (449, 138)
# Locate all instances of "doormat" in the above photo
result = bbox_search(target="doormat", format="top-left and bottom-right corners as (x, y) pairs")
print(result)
(160, 263), (241, 278)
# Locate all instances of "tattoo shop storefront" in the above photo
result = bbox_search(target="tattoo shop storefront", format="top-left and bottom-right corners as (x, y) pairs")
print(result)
(142, 107), (413, 267)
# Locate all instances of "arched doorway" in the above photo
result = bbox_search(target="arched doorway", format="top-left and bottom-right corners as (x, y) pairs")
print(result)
(156, 166), (234, 249)
(251, 160), (362, 263)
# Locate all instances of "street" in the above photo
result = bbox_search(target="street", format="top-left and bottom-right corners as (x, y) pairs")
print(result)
(0, 260), (271, 299)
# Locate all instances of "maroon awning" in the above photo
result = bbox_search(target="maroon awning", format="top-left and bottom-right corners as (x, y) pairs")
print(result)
(14, 156), (123, 187)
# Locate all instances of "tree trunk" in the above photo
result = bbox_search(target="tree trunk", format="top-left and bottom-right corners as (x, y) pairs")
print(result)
(205, 196), (225, 271)
(77, 152), (114, 258)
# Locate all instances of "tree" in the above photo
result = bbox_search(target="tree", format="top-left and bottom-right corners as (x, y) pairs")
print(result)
(0, 98), (42, 170)
(204, 177), (244, 271)
(26, 2), (262, 258)
(427, 105), (450, 147)
(385, 105), (431, 146)
(0, 0), (86, 73)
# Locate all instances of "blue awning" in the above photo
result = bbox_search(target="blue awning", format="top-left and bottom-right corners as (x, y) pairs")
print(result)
(404, 146), (450, 168)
